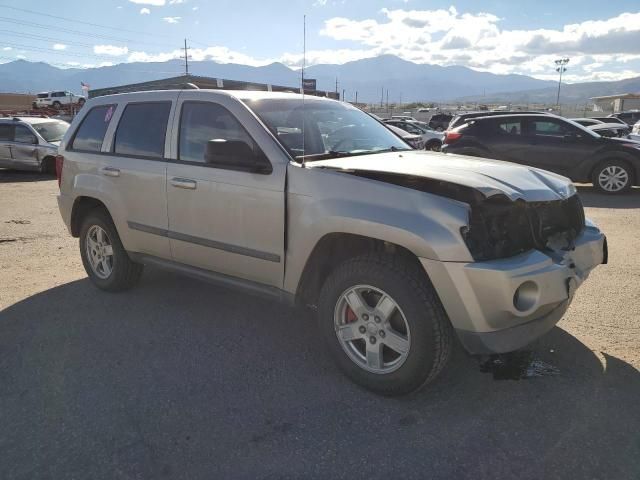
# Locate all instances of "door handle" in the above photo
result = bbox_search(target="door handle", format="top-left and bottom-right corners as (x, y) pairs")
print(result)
(101, 166), (120, 177)
(170, 177), (197, 190)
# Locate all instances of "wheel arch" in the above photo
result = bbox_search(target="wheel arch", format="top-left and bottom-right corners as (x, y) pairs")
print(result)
(70, 196), (112, 237)
(295, 232), (428, 308)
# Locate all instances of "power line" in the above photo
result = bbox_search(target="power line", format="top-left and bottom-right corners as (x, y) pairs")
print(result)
(0, 41), (136, 62)
(1, 30), (96, 48)
(0, 16), (176, 48)
(0, 4), (170, 38)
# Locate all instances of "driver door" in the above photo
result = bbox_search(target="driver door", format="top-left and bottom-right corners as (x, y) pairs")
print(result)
(166, 93), (286, 288)
(522, 118), (593, 176)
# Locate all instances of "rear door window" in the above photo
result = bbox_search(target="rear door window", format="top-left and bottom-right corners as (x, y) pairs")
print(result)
(114, 102), (171, 159)
(71, 104), (116, 152)
(496, 119), (522, 135)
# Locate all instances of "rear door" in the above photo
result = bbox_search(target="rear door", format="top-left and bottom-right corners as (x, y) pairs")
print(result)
(482, 118), (531, 163)
(165, 92), (286, 288)
(100, 97), (175, 259)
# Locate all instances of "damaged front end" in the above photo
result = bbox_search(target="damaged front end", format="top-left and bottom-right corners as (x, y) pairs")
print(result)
(346, 169), (589, 262)
(461, 194), (587, 261)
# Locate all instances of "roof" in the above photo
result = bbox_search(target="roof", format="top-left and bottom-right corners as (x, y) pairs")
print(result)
(590, 93), (640, 100)
(88, 88), (340, 104)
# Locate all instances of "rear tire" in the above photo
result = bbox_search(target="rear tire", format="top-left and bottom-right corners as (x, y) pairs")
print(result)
(79, 208), (143, 291)
(592, 160), (633, 194)
(318, 253), (453, 396)
(39, 157), (56, 175)
(52, 101), (62, 109)
(425, 140), (441, 152)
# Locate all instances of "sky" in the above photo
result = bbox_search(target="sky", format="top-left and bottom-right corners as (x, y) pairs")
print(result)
(1, 0), (640, 83)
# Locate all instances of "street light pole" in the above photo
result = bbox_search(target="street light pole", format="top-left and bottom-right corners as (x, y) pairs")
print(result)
(555, 57), (570, 107)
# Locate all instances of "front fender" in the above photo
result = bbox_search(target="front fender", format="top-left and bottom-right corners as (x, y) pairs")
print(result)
(283, 165), (474, 293)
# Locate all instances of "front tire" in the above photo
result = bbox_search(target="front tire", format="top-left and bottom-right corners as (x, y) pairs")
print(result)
(79, 208), (143, 291)
(592, 160), (633, 194)
(318, 253), (453, 396)
(52, 101), (62, 109)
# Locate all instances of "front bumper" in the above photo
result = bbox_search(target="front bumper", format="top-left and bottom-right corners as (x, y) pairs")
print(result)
(421, 220), (606, 354)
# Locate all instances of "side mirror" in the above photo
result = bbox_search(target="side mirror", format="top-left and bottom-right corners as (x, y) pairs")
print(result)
(204, 139), (271, 174)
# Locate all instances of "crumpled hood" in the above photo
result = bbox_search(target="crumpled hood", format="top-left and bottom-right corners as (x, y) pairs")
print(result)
(309, 150), (576, 202)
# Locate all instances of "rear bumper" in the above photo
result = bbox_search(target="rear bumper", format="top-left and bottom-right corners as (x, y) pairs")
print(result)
(421, 219), (606, 354)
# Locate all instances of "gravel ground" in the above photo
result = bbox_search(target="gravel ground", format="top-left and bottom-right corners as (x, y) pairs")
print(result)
(0, 170), (639, 480)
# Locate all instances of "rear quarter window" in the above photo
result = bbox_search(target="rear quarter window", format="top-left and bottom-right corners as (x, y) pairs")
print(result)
(70, 104), (116, 152)
(113, 102), (171, 159)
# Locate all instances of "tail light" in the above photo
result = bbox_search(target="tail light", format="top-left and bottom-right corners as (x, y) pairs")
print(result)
(444, 131), (462, 144)
(55, 155), (64, 188)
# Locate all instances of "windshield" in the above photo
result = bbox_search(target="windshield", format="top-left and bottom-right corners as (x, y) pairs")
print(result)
(33, 121), (69, 142)
(243, 97), (411, 160)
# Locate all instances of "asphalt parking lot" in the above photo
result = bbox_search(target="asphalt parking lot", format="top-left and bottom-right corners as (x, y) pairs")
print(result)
(1, 170), (639, 480)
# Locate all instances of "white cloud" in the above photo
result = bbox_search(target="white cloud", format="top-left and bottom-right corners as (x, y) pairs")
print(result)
(169, 0), (186, 4)
(93, 45), (129, 56)
(52, 43), (67, 50)
(192, 6), (198, 10)
(162, 16), (181, 23)
(129, 0), (165, 5)
(316, 8), (640, 81)
(16, 54), (26, 59)
(128, 45), (273, 66)
(140, 7), (151, 14)
(2, 46), (12, 51)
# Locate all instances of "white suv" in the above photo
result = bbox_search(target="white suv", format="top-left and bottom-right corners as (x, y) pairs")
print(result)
(34, 91), (86, 110)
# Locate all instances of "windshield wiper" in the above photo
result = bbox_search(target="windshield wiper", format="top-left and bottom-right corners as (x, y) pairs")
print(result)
(295, 150), (354, 161)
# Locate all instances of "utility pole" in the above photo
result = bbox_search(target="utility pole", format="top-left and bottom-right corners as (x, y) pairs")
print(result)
(355, 91), (358, 104)
(380, 87), (384, 108)
(181, 38), (191, 76)
(335, 77), (339, 96)
(342, 88), (345, 102)
(386, 89), (389, 112)
(555, 57), (570, 107)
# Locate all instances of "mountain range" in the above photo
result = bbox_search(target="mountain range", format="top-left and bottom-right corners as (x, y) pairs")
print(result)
(0, 55), (637, 104)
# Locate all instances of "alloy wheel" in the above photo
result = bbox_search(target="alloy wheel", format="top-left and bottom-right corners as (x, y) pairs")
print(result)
(85, 225), (114, 279)
(334, 285), (411, 374)
(598, 165), (629, 192)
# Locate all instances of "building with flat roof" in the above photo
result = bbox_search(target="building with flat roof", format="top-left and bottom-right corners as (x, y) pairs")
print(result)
(590, 93), (640, 113)
(89, 75), (339, 100)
